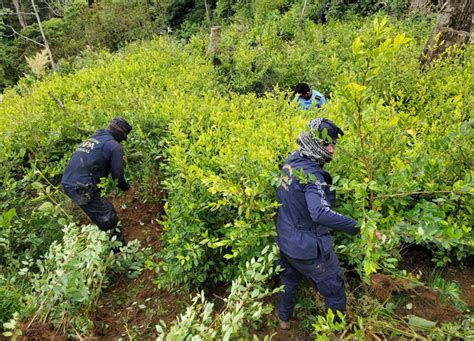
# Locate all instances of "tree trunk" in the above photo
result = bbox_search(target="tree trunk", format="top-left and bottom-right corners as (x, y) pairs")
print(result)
(31, 0), (56, 72)
(300, 0), (308, 20)
(12, 0), (27, 28)
(409, 0), (433, 14)
(167, 27), (173, 55)
(204, 0), (210, 22)
(207, 26), (221, 55)
(207, 26), (221, 65)
(421, 0), (473, 65)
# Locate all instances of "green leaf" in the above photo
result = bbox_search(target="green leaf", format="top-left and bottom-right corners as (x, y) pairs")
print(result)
(346, 82), (367, 98)
(352, 36), (364, 55)
(38, 201), (54, 212)
(0, 208), (16, 227)
(3, 322), (14, 329)
(408, 316), (437, 329)
(393, 33), (411, 47)
(32, 182), (44, 190)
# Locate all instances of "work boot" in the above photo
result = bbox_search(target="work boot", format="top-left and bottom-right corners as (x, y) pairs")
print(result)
(275, 310), (291, 330)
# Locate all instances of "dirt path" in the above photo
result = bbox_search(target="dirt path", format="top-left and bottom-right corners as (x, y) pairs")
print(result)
(94, 195), (314, 340)
(92, 195), (189, 339)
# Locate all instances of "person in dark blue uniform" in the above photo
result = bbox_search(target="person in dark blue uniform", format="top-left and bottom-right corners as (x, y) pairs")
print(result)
(275, 117), (379, 330)
(62, 117), (135, 249)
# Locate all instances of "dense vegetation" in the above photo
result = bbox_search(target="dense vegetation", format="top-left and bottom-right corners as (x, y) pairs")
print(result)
(1, 0), (472, 339)
(1, 0), (419, 89)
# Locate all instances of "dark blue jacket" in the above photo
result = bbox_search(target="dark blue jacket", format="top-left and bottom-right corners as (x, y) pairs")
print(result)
(61, 129), (130, 190)
(276, 152), (359, 260)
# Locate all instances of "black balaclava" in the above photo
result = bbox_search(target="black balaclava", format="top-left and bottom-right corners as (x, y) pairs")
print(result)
(297, 117), (344, 165)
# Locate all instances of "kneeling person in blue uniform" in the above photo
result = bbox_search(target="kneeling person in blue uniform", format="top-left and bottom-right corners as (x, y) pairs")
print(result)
(62, 117), (135, 249)
(275, 117), (377, 330)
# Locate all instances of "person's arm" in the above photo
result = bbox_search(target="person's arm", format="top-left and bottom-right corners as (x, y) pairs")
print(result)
(110, 144), (130, 191)
(319, 94), (327, 106)
(313, 90), (327, 107)
(304, 179), (359, 235)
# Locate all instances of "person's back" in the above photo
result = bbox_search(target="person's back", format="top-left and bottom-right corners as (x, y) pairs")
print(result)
(276, 152), (340, 260)
(62, 129), (120, 189)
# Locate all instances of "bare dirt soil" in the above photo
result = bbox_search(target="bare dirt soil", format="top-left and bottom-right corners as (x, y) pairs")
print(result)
(371, 273), (462, 322)
(19, 322), (67, 341)
(399, 245), (474, 309)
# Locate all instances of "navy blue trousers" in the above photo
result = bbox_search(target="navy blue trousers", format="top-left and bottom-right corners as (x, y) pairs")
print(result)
(63, 185), (124, 244)
(277, 250), (346, 321)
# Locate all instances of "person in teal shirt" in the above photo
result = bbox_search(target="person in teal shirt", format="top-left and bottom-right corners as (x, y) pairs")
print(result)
(295, 82), (327, 110)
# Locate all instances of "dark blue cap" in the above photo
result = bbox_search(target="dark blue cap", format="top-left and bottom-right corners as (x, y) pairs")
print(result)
(109, 117), (132, 140)
(318, 119), (344, 144)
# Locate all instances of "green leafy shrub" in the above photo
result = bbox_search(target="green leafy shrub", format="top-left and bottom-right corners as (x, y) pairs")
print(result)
(28, 224), (115, 335)
(0, 36), (221, 296)
(156, 89), (307, 287)
(325, 17), (473, 271)
(156, 16), (472, 288)
(156, 245), (282, 339)
(25, 224), (148, 336)
(0, 9), (15, 89)
(0, 275), (28, 333)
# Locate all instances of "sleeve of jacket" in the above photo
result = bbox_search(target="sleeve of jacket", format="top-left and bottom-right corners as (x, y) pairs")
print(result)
(109, 144), (130, 191)
(304, 176), (359, 235)
(319, 95), (327, 106)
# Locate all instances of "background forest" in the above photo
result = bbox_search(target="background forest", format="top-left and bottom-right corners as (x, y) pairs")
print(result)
(0, 0), (473, 339)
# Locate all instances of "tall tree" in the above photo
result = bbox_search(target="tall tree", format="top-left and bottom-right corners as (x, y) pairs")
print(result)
(421, 0), (473, 64)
